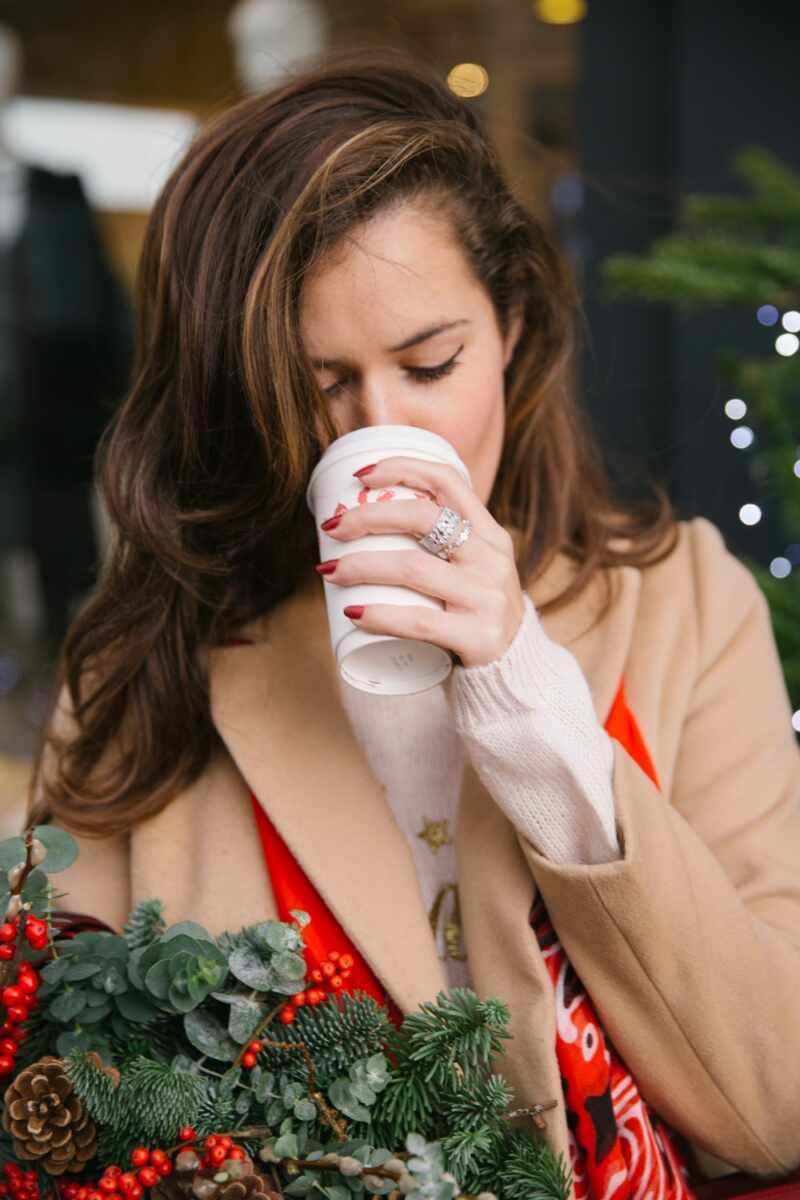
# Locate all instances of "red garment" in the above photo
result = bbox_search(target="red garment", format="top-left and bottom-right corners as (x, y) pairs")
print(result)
(249, 673), (697, 1199)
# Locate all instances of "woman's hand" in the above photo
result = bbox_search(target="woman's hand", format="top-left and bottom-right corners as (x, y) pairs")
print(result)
(314, 457), (526, 669)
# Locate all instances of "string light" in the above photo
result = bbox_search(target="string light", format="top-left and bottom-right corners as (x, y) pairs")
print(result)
(770, 557), (792, 578)
(447, 63), (489, 98)
(775, 332), (799, 356)
(730, 426), (754, 449)
(724, 398), (747, 420)
(757, 304), (779, 326)
(739, 503), (762, 526)
(534, 0), (587, 23)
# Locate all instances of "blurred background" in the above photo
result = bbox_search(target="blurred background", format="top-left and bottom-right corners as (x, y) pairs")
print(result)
(1, 0), (799, 831)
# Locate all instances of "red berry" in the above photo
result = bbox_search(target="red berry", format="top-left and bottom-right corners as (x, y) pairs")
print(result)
(320, 961), (335, 978)
(88, 1191), (103, 1200)
(228, 1148), (246, 1161)
(310, 969), (323, 983)
(290, 992), (305, 1007)
(98, 1180), (117, 1194)
(339, 954), (354, 970)
(1, 986), (22, 1007)
(104, 1168), (122, 1179)
(118, 1175), (137, 1194)
(155, 1163), (171, 1178)
(279, 1006), (295, 1024)
(208, 1147), (226, 1167)
(148, 1152), (168, 1169)
(178, 1127), (196, 1143)
(0, 1038), (17, 1056)
(130, 1149), (150, 1168)
(241, 1052), (256, 1068)
(17, 975), (38, 995)
(136, 1168), (157, 1189)
(129, 1188), (143, 1200)
(0, 925), (16, 944)
(0, 947), (13, 962)
(6, 1006), (28, 1024)
(8, 1026), (26, 1041)
(219, 1137), (232, 1149)
(246, 1040), (263, 1053)
(204, 1136), (218, 1150)
(0, 1056), (14, 1075)
(341, 969), (352, 979)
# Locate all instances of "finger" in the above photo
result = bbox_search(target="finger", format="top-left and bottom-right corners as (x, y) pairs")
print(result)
(353, 459), (509, 551)
(321, 497), (485, 562)
(321, 549), (490, 609)
(343, 601), (476, 661)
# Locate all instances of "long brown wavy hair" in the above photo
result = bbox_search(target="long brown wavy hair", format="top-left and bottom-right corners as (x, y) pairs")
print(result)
(29, 49), (678, 838)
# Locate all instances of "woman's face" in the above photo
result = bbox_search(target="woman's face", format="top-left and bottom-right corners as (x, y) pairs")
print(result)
(299, 201), (522, 506)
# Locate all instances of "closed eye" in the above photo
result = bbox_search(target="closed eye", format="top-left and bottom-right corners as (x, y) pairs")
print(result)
(322, 345), (464, 399)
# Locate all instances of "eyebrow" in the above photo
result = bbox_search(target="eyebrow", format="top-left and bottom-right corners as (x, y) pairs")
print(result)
(309, 319), (470, 369)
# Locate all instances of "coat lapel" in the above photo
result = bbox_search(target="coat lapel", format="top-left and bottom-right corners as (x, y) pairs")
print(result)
(209, 548), (641, 1019)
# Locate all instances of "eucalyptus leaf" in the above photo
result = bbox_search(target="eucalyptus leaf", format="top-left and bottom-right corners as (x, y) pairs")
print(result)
(115, 991), (160, 1023)
(228, 945), (274, 991)
(161, 921), (215, 944)
(254, 1070), (277, 1104)
(183, 1009), (238, 1061)
(284, 1178), (314, 1197)
(274, 1132), (298, 1159)
(145, 958), (174, 1000)
(328, 1079), (372, 1124)
(30, 826), (78, 873)
(282, 1082), (305, 1106)
(266, 1098), (285, 1125)
(228, 997), (263, 1043)
(0, 837), (25, 872)
(350, 1080), (376, 1106)
(64, 962), (103, 982)
(48, 988), (88, 1023)
(293, 1099), (317, 1122)
(272, 951), (306, 981)
(56, 1029), (95, 1056)
(289, 910), (311, 929)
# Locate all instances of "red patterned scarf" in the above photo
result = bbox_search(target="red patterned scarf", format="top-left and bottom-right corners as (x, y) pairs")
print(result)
(250, 676), (697, 1199)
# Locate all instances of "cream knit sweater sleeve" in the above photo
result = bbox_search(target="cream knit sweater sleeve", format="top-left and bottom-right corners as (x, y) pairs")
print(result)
(448, 593), (621, 865)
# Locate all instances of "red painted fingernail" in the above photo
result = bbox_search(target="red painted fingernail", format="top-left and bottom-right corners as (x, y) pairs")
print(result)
(315, 560), (338, 576)
(344, 605), (365, 620)
(320, 516), (342, 531)
(353, 463), (377, 478)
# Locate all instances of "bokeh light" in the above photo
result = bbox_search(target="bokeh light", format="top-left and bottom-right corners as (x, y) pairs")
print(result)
(757, 304), (780, 326)
(447, 63), (489, 98)
(775, 332), (799, 357)
(535, 0), (587, 23)
(770, 557), (792, 579)
(724, 398), (747, 420)
(730, 426), (754, 449)
(782, 311), (800, 333)
(739, 503), (762, 526)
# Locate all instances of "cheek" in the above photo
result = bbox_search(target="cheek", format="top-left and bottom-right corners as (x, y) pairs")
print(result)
(431, 356), (505, 498)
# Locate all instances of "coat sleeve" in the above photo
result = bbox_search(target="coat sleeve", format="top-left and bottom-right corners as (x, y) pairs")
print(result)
(26, 680), (131, 933)
(518, 517), (800, 1177)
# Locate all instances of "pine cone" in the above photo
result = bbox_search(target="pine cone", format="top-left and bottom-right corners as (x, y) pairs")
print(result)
(154, 1154), (281, 1200)
(2, 1056), (97, 1175)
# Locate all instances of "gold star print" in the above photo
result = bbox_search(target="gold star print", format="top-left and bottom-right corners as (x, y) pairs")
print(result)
(417, 817), (452, 854)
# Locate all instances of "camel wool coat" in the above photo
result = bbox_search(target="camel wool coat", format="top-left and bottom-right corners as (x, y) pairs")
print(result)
(38, 516), (800, 1191)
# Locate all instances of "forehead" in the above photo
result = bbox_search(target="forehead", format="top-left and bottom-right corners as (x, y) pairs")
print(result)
(299, 203), (481, 354)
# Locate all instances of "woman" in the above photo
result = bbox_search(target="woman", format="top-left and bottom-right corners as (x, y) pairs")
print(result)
(27, 50), (800, 1199)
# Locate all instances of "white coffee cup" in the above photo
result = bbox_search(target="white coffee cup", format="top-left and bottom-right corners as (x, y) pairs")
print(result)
(306, 425), (472, 695)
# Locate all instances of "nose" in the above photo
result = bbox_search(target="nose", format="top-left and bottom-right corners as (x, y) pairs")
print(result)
(342, 375), (406, 431)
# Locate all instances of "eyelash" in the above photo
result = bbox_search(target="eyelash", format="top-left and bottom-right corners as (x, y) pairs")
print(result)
(322, 345), (464, 399)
